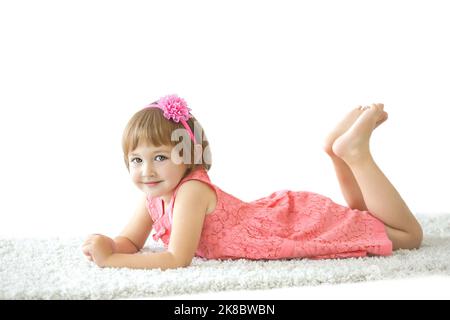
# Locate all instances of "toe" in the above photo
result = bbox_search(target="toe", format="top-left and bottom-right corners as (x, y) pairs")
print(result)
(375, 111), (389, 127)
(370, 103), (384, 115)
(373, 103), (384, 111)
(366, 104), (378, 113)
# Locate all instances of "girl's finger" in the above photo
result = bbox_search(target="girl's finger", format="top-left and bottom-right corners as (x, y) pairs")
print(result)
(82, 248), (93, 261)
(82, 244), (92, 256)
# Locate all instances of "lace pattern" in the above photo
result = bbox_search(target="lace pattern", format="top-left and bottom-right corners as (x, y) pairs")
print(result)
(146, 168), (392, 260)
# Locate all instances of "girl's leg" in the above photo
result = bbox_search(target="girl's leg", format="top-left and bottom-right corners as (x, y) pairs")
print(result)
(324, 106), (387, 211)
(329, 156), (367, 211)
(332, 104), (423, 250)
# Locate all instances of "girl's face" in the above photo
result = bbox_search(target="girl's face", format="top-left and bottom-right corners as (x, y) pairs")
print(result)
(128, 142), (188, 204)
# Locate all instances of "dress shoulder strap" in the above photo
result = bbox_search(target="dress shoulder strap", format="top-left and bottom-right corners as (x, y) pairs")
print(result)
(169, 167), (216, 215)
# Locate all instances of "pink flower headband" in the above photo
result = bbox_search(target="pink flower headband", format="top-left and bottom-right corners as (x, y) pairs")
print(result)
(146, 94), (198, 144)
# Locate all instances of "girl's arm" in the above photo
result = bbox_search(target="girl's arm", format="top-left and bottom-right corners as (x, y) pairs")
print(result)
(101, 180), (210, 270)
(114, 194), (153, 253)
(113, 236), (139, 254)
(100, 251), (181, 270)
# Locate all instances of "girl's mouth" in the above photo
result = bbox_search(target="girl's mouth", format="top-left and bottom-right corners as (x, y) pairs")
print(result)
(145, 181), (162, 186)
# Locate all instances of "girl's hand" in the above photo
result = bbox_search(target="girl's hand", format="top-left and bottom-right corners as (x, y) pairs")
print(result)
(82, 234), (116, 267)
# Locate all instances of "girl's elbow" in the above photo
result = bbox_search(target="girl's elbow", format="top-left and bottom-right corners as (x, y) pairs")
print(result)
(171, 254), (193, 269)
(176, 258), (193, 268)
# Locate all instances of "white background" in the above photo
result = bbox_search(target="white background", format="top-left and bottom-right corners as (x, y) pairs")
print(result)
(0, 0), (449, 299)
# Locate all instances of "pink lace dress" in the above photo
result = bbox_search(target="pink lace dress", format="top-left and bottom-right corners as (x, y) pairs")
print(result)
(146, 168), (392, 260)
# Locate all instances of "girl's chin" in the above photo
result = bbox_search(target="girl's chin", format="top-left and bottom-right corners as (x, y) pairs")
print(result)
(145, 189), (161, 195)
(144, 188), (164, 198)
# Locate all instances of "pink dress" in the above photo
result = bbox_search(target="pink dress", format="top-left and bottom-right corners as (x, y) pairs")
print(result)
(146, 168), (392, 260)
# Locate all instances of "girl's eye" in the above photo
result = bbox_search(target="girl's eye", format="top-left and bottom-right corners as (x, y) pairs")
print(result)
(130, 157), (142, 164)
(155, 155), (167, 161)
(130, 155), (167, 164)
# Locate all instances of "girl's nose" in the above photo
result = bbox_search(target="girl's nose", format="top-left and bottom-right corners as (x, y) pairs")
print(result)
(142, 163), (156, 177)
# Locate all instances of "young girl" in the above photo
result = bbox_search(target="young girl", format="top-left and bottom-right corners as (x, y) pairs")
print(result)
(82, 95), (423, 270)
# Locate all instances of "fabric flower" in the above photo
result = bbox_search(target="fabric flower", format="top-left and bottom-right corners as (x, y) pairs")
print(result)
(157, 94), (192, 123)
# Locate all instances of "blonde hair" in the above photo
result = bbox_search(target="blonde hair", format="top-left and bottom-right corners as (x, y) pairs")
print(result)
(122, 107), (212, 176)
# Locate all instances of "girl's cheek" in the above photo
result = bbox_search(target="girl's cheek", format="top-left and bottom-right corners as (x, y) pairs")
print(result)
(129, 168), (140, 181)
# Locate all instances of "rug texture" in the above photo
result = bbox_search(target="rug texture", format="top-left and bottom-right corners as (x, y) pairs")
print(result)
(1, 214), (449, 299)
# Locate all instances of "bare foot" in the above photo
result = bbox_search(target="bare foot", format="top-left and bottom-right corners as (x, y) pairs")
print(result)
(332, 103), (387, 164)
(324, 105), (388, 157)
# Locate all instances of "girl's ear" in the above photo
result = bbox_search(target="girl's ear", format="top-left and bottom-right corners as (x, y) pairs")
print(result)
(194, 143), (203, 164)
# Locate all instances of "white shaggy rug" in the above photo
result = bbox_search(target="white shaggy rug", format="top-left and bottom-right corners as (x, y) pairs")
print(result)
(1, 214), (449, 300)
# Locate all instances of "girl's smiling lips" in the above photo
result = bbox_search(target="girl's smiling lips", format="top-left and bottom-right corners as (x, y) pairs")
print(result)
(144, 181), (162, 186)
